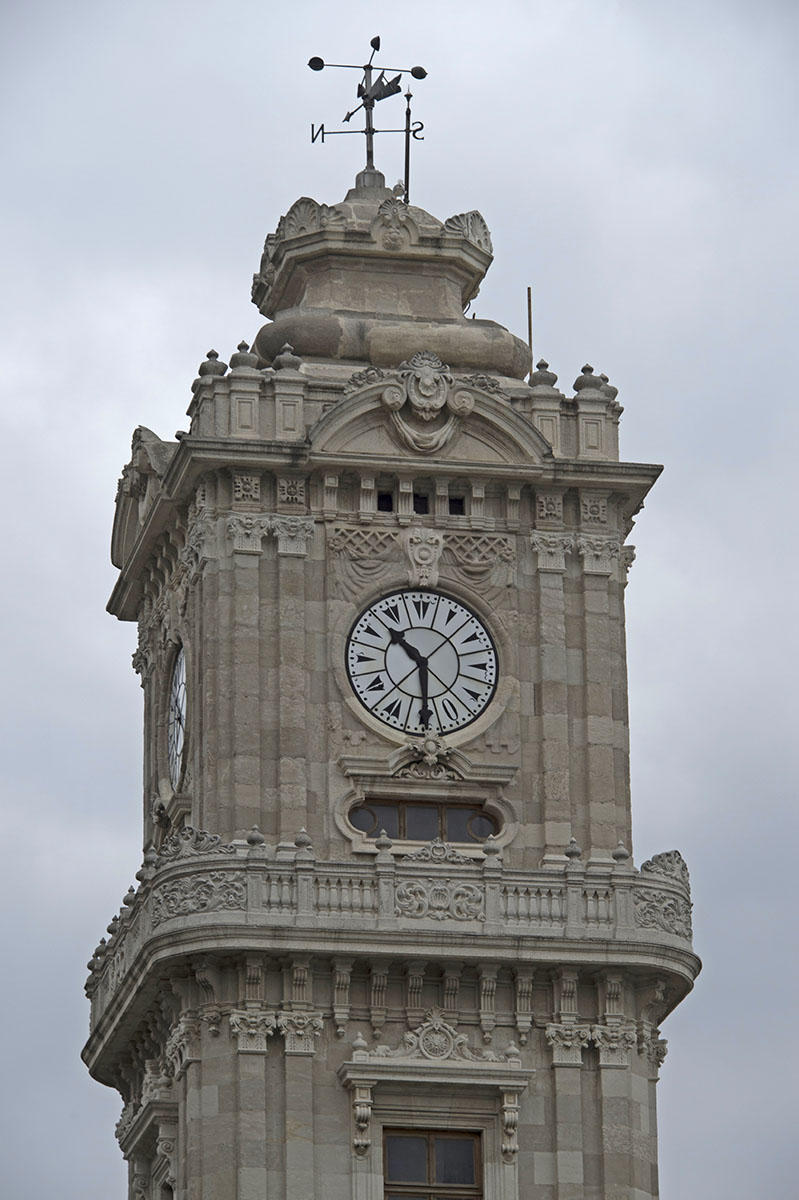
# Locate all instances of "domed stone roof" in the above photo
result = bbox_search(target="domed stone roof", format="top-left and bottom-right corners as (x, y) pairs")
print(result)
(251, 168), (529, 377)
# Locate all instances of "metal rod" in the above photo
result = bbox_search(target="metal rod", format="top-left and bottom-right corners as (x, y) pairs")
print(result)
(404, 91), (412, 204)
(363, 64), (375, 169)
(527, 286), (533, 377)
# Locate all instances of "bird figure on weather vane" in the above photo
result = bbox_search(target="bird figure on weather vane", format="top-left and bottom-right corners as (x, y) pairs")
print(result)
(308, 36), (427, 204)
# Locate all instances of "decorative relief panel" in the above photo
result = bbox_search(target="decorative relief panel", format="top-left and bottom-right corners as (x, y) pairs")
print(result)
(580, 493), (608, 525)
(369, 1007), (515, 1064)
(632, 889), (692, 939)
(535, 492), (563, 525)
(232, 474), (261, 506)
(395, 880), (485, 922)
(151, 872), (247, 926)
(328, 524), (516, 599)
(443, 210), (494, 254)
(277, 476), (306, 507)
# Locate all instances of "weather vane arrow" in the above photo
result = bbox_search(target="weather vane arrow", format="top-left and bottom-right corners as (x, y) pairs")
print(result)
(308, 36), (427, 204)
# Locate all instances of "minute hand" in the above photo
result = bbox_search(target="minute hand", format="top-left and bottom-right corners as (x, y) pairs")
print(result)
(389, 629), (433, 727)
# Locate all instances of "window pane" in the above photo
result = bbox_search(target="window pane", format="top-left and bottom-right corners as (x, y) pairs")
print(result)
(445, 806), (473, 842)
(349, 805), (376, 835)
(369, 803), (400, 839)
(434, 1136), (475, 1184)
(385, 1135), (428, 1182)
(468, 812), (497, 840)
(405, 805), (440, 841)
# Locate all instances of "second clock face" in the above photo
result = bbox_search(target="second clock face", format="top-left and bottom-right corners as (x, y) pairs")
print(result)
(346, 590), (498, 735)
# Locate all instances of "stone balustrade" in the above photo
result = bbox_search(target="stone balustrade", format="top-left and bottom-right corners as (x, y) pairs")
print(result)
(85, 832), (693, 1029)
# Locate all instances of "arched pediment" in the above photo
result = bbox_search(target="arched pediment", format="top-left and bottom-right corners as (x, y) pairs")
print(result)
(111, 427), (177, 568)
(308, 354), (553, 467)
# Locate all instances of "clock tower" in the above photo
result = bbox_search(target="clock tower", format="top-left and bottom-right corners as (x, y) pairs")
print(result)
(84, 161), (699, 1199)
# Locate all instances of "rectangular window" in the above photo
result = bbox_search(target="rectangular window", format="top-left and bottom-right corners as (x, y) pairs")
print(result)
(377, 491), (394, 512)
(413, 492), (430, 514)
(448, 496), (466, 516)
(384, 1130), (482, 1198)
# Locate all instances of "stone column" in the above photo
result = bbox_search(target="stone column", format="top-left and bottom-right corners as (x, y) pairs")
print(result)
(531, 527), (574, 862)
(273, 516), (315, 839)
(576, 528), (624, 858)
(275, 1011), (324, 1200)
(545, 969), (591, 1199)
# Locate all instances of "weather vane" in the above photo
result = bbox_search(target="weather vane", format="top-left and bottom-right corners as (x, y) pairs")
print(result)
(308, 36), (427, 204)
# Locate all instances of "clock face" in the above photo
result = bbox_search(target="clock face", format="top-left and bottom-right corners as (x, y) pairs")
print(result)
(346, 590), (498, 735)
(167, 646), (187, 790)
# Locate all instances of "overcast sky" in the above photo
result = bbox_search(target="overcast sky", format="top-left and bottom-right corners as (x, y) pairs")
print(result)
(1, 1), (797, 1196)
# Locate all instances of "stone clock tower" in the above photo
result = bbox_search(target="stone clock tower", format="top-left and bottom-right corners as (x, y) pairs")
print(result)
(84, 164), (699, 1200)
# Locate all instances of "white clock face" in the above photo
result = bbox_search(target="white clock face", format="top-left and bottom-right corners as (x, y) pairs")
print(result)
(167, 646), (187, 790)
(346, 590), (498, 735)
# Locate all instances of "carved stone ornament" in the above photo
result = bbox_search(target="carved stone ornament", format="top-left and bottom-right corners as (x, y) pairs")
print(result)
(576, 534), (622, 576)
(373, 196), (417, 250)
(369, 1007), (516, 1064)
(226, 512), (271, 554)
(151, 872), (247, 927)
(590, 1023), (638, 1067)
(443, 210), (494, 255)
(531, 532), (574, 572)
(400, 837), (472, 865)
(535, 492), (564, 525)
(252, 198), (345, 309)
(401, 526), (444, 587)
(545, 1022), (592, 1066)
(229, 1008), (277, 1053)
(277, 476), (306, 506)
(395, 880), (485, 921)
(181, 508), (216, 576)
(640, 849), (691, 892)
(164, 1012), (202, 1078)
(232, 474), (261, 506)
(394, 760), (459, 782)
(272, 515), (314, 557)
(442, 532), (517, 592)
(347, 351), (479, 454)
(633, 889), (693, 939)
(580, 493), (608, 525)
(275, 1010), (324, 1055)
(157, 826), (236, 863)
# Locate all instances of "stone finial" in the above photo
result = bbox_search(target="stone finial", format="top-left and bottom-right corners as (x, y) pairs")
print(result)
(246, 826), (265, 846)
(198, 349), (228, 377)
(483, 834), (501, 859)
(529, 359), (558, 389)
(599, 373), (619, 401)
(565, 837), (583, 861)
(230, 340), (259, 370)
(294, 828), (313, 851)
(272, 343), (302, 371)
(612, 841), (631, 864)
(122, 886), (136, 908)
(573, 364), (603, 393)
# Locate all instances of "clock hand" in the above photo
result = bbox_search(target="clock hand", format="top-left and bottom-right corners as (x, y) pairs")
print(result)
(389, 629), (432, 727)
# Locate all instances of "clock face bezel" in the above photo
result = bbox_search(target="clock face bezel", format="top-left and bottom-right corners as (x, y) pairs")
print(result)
(345, 589), (499, 736)
(167, 644), (187, 791)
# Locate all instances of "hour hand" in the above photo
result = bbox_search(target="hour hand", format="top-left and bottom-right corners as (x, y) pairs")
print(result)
(389, 627), (425, 667)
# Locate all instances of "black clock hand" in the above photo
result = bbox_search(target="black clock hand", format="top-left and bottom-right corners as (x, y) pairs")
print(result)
(389, 629), (432, 727)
